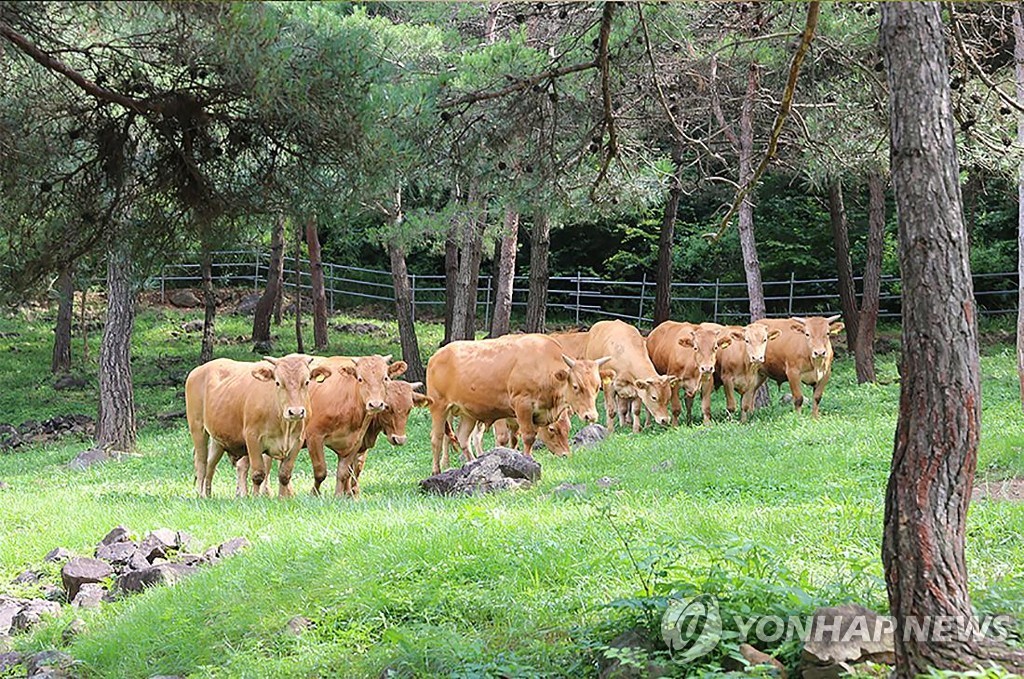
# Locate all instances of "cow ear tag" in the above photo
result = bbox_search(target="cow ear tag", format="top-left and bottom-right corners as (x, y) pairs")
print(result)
(602, 376), (612, 386)
(315, 373), (327, 383)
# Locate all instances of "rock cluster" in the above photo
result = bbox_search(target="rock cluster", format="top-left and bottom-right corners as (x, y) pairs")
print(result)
(0, 415), (95, 451)
(420, 448), (542, 496)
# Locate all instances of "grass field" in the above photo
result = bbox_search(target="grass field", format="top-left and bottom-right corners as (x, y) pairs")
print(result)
(0, 302), (1022, 677)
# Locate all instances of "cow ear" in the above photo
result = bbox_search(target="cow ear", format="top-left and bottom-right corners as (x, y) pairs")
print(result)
(388, 361), (408, 378)
(412, 393), (433, 407)
(790, 323), (804, 333)
(678, 336), (693, 347)
(252, 366), (274, 382)
(768, 329), (781, 341)
(310, 366), (332, 383)
(599, 369), (616, 385)
(554, 369), (569, 382)
(829, 322), (845, 335)
(669, 376), (680, 388)
(718, 336), (732, 349)
(633, 379), (647, 391)
(341, 365), (358, 378)
(730, 329), (745, 341)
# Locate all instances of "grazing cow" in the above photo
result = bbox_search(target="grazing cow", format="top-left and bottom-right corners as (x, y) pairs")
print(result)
(305, 355), (408, 497)
(426, 334), (608, 474)
(453, 409), (570, 461)
(647, 321), (732, 426)
(578, 321), (673, 432)
(714, 323), (780, 423)
(758, 315), (844, 418)
(185, 354), (331, 498)
(341, 380), (432, 498)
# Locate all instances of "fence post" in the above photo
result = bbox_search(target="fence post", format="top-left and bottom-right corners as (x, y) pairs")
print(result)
(253, 250), (260, 290)
(327, 263), (334, 312)
(575, 270), (581, 325)
(638, 273), (647, 322)
(788, 272), (795, 316)
(713, 278), (720, 323)
(160, 265), (165, 304)
(410, 273), (416, 323)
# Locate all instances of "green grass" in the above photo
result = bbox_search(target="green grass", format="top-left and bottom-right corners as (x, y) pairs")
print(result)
(0, 304), (1022, 677)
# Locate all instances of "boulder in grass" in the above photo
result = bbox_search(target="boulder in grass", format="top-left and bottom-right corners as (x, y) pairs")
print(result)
(419, 448), (541, 496)
(12, 600), (62, 632)
(800, 604), (895, 678)
(0, 597), (26, 636)
(43, 548), (72, 564)
(71, 584), (105, 610)
(168, 290), (201, 308)
(25, 649), (75, 678)
(116, 563), (196, 594)
(99, 526), (131, 546)
(571, 423), (609, 449)
(95, 541), (137, 566)
(216, 537), (250, 559)
(61, 558), (112, 601)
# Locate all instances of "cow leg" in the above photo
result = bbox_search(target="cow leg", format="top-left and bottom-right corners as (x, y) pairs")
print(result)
(509, 420), (520, 449)
(191, 426), (211, 497)
(204, 439), (224, 498)
(740, 387), (754, 424)
(631, 398), (642, 434)
(233, 454), (250, 497)
(277, 452), (298, 498)
(429, 406), (448, 475)
(670, 385), (682, 426)
(701, 379), (714, 425)
(684, 392), (696, 426)
(244, 434), (268, 491)
(335, 454), (353, 497)
(786, 367), (804, 413)
(602, 383), (616, 432)
(307, 434), (329, 496)
(722, 377), (738, 419)
(258, 455), (274, 496)
(811, 373), (830, 419)
(513, 403), (538, 457)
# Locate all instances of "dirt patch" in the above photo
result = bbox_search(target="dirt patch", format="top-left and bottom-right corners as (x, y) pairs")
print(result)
(972, 478), (1024, 502)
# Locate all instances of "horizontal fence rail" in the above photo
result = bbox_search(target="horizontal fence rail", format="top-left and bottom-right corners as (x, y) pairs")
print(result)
(148, 250), (1018, 327)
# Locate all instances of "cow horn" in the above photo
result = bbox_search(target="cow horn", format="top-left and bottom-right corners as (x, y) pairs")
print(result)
(382, 354), (393, 363)
(262, 356), (278, 366)
(306, 356), (315, 365)
(826, 314), (842, 323)
(790, 317), (807, 325)
(595, 356), (613, 366)
(562, 354), (576, 368)
(408, 381), (424, 390)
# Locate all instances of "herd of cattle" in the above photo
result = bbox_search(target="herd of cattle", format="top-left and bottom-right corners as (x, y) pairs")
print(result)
(184, 316), (845, 498)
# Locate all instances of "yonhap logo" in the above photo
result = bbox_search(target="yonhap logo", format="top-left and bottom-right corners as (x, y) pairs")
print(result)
(661, 594), (723, 662)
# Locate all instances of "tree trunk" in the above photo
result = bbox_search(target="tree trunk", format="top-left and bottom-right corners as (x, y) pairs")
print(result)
(828, 176), (861, 360)
(856, 170), (886, 384)
(199, 248), (216, 364)
(389, 240), (425, 383)
(490, 207), (519, 337)
(881, 4), (1024, 674)
(252, 215), (286, 354)
(525, 211), (551, 333)
(306, 214), (329, 351)
(450, 202), (484, 342)
(443, 223), (459, 345)
(738, 63), (766, 323)
(51, 266), (74, 374)
(96, 240), (137, 454)
(294, 220), (304, 354)
(1015, 4), (1024, 412)
(654, 163), (682, 326)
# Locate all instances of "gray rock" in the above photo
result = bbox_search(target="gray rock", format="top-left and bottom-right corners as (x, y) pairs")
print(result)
(0, 597), (26, 636)
(419, 448), (542, 496)
(595, 476), (620, 489)
(44, 548), (72, 563)
(285, 615), (313, 636)
(117, 563), (197, 594)
(100, 525), (131, 546)
(95, 541), (137, 565)
(12, 570), (40, 585)
(68, 447), (116, 470)
(217, 537), (250, 559)
(572, 423), (609, 449)
(597, 629), (667, 679)
(40, 585), (64, 602)
(148, 529), (180, 550)
(135, 535), (169, 564)
(52, 374), (86, 391)
(552, 482), (587, 498)
(178, 553), (204, 567)
(25, 649), (75, 678)
(234, 293), (262, 316)
(128, 549), (152, 572)
(168, 290), (202, 308)
(800, 604), (895, 678)
(176, 531), (197, 552)
(0, 481), (7, 491)
(651, 460), (674, 473)
(780, 392), (794, 405)
(0, 651), (22, 673)
(60, 619), (85, 645)
(71, 583), (105, 610)
(61, 557), (112, 600)
(180, 319), (204, 333)
(13, 600), (62, 632)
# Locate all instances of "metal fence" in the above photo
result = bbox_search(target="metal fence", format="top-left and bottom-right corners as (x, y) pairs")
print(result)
(150, 250), (1018, 326)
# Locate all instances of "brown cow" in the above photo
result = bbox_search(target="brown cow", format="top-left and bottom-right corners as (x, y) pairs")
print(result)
(758, 315), (844, 418)
(714, 323), (780, 423)
(453, 408), (570, 460)
(426, 334), (608, 474)
(304, 355), (407, 497)
(582, 320), (675, 432)
(647, 321), (732, 426)
(185, 354), (331, 498)
(549, 330), (589, 359)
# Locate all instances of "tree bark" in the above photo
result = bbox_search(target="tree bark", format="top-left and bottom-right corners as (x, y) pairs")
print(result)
(881, 4), (1024, 674)
(856, 170), (886, 384)
(252, 215), (286, 354)
(654, 155), (683, 326)
(450, 200), (484, 341)
(51, 266), (74, 374)
(294, 220), (304, 354)
(442, 223), (459, 345)
(96, 240), (137, 454)
(490, 207), (519, 337)
(1014, 4), (1024, 412)
(389, 240), (425, 383)
(525, 211), (551, 333)
(738, 63), (766, 323)
(306, 214), (329, 351)
(199, 247), (216, 364)
(828, 176), (861, 359)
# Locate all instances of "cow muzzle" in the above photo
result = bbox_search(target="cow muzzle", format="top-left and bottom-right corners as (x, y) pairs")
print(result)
(811, 349), (827, 359)
(388, 434), (407, 446)
(582, 410), (598, 423)
(656, 415), (671, 426)
(751, 356), (765, 365)
(283, 406), (306, 420)
(699, 365), (714, 374)
(366, 400), (386, 413)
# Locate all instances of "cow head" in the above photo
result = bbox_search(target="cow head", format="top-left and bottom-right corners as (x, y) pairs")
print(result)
(737, 323), (781, 366)
(631, 375), (677, 426)
(790, 315), (844, 363)
(558, 354), (611, 423)
(339, 354), (409, 413)
(679, 326), (732, 382)
(377, 380), (432, 446)
(252, 354), (332, 421)
(535, 408), (571, 457)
